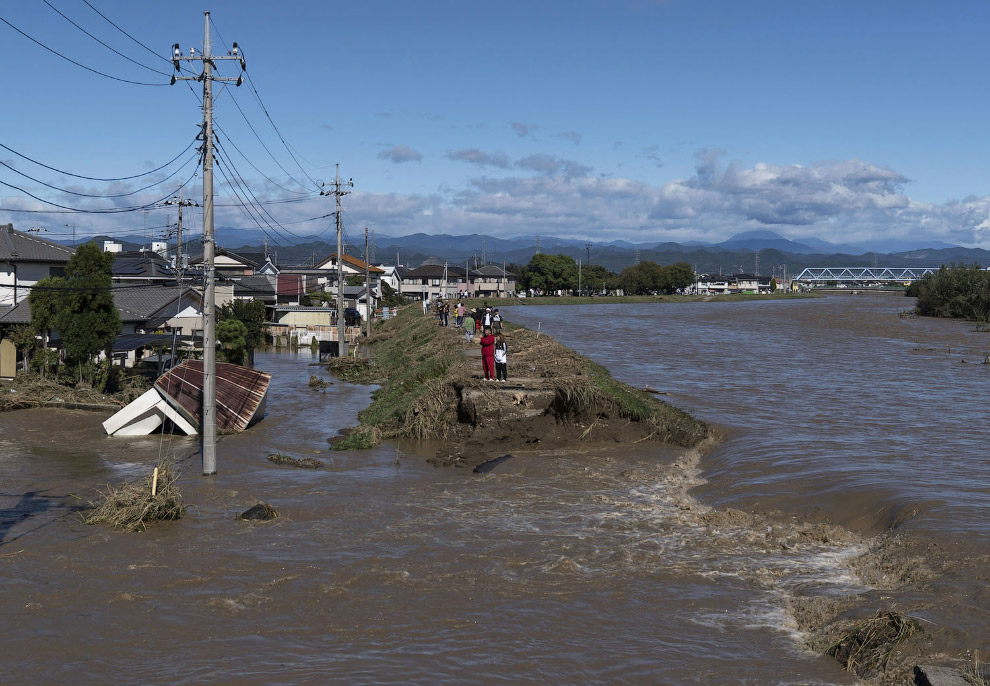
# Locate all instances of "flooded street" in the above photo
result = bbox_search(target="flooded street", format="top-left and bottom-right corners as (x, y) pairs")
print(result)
(1, 295), (986, 684)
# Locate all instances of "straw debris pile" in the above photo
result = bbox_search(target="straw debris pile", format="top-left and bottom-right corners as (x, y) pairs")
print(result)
(83, 459), (184, 532)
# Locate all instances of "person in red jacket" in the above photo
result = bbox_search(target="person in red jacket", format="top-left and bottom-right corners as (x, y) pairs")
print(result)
(479, 327), (496, 381)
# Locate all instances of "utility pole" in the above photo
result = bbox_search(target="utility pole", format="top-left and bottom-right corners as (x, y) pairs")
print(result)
(164, 189), (197, 268)
(578, 258), (582, 297)
(465, 258), (470, 297)
(365, 227), (371, 339)
(171, 11), (245, 476)
(481, 238), (486, 264)
(321, 164), (353, 357)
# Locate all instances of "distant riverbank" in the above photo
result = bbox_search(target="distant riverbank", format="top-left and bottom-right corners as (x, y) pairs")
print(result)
(456, 292), (821, 308)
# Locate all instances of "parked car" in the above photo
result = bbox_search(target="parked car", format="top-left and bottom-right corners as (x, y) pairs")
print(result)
(343, 307), (362, 326)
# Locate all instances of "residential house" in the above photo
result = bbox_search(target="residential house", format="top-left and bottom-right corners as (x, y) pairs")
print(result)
(313, 252), (384, 290)
(695, 274), (732, 295)
(110, 250), (177, 286)
(695, 273), (774, 295)
(470, 264), (516, 299)
(190, 247), (260, 278)
(0, 223), (75, 307)
(399, 263), (467, 302)
(0, 300), (31, 378)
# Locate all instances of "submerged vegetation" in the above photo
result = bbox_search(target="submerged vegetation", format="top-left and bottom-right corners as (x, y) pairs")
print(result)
(907, 264), (990, 323)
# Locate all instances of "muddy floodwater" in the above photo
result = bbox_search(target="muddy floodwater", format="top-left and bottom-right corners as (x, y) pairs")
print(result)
(1, 294), (987, 684)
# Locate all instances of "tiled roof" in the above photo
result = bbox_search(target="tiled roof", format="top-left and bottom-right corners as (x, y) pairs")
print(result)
(112, 285), (195, 322)
(314, 253), (385, 274)
(472, 265), (516, 278)
(112, 251), (175, 278)
(0, 224), (75, 263)
(403, 265), (467, 279)
(232, 274), (276, 296)
(0, 301), (31, 325)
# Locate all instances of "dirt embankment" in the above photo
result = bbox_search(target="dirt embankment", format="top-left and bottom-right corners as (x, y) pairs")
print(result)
(326, 306), (712, 469)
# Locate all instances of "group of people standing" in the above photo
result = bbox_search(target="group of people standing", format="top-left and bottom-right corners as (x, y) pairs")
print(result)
(428, 298), (508, 382)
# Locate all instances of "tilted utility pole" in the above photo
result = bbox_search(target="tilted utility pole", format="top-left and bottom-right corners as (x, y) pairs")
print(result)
(171, 11), (245, 476)
(321, 165), (353, 357)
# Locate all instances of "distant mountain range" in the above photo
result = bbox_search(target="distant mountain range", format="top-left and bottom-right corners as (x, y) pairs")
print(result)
(69, 229), (989, 276)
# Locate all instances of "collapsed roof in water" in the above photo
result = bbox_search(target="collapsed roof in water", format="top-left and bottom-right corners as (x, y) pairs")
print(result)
(103, 360), (271, 437)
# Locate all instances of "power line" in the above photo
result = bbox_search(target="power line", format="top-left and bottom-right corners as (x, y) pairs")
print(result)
(213, 137), (309, 244)
(0, 138), (197, 181)
(0, 150), (199, 200)
(213, 122), (312, 196)
(209, 16), (320, 191)
(82, 0), (173, 66)
(0, 15), (167, 86)
(223, 91), (315, 193)
(42, 0), (171, 77)
(0, 164), (201, 214)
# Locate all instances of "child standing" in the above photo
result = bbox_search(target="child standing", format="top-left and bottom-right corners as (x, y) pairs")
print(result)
(494, 332), (508, 382)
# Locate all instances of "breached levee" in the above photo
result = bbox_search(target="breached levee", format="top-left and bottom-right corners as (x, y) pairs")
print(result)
(324, 305), (712, 468)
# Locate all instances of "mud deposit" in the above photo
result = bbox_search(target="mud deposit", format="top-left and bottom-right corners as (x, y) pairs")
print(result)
(0, 295), (986, 684)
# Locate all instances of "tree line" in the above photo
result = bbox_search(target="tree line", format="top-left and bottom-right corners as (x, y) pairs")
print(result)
(507, 254), (695, 295)
(906, 263), (990, 323)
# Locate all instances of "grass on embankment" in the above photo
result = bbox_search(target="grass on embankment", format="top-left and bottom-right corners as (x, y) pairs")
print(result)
(327, 305), (709, 451)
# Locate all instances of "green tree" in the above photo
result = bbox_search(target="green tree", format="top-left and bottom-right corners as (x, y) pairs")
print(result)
(581, 264), (614, 294)
(216, 318), (248, 366)
(380, 281), (406, 307)
(28, 276), (63, 347)
(54, 243), (120, 384)
(526, 254), (578, 294)
(7, 324), (36, 373)
(218, 298), (267, 354)
(618, 261), (663, 294)
(662, 262), (695, 293)
(505, 262), (530, 291)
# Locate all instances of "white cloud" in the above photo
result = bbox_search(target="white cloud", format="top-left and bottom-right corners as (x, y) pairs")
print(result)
(6, 149), (990, 250)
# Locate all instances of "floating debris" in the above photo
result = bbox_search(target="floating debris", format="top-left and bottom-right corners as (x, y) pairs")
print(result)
(239, 503), (278, 521)
(267, 453), (324, 469)
(83, 460), (183, 532)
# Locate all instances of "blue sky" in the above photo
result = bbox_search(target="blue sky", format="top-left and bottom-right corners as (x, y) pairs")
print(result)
(1, 0), (989, 251)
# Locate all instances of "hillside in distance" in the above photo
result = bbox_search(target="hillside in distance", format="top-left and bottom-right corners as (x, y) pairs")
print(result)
(66, 229), (987, 276)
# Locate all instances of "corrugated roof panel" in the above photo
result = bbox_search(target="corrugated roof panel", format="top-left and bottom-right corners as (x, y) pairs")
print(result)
(155, 360), (271, 433)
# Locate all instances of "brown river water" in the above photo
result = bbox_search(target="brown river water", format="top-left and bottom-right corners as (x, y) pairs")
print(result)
(1, 294), (986, 684)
